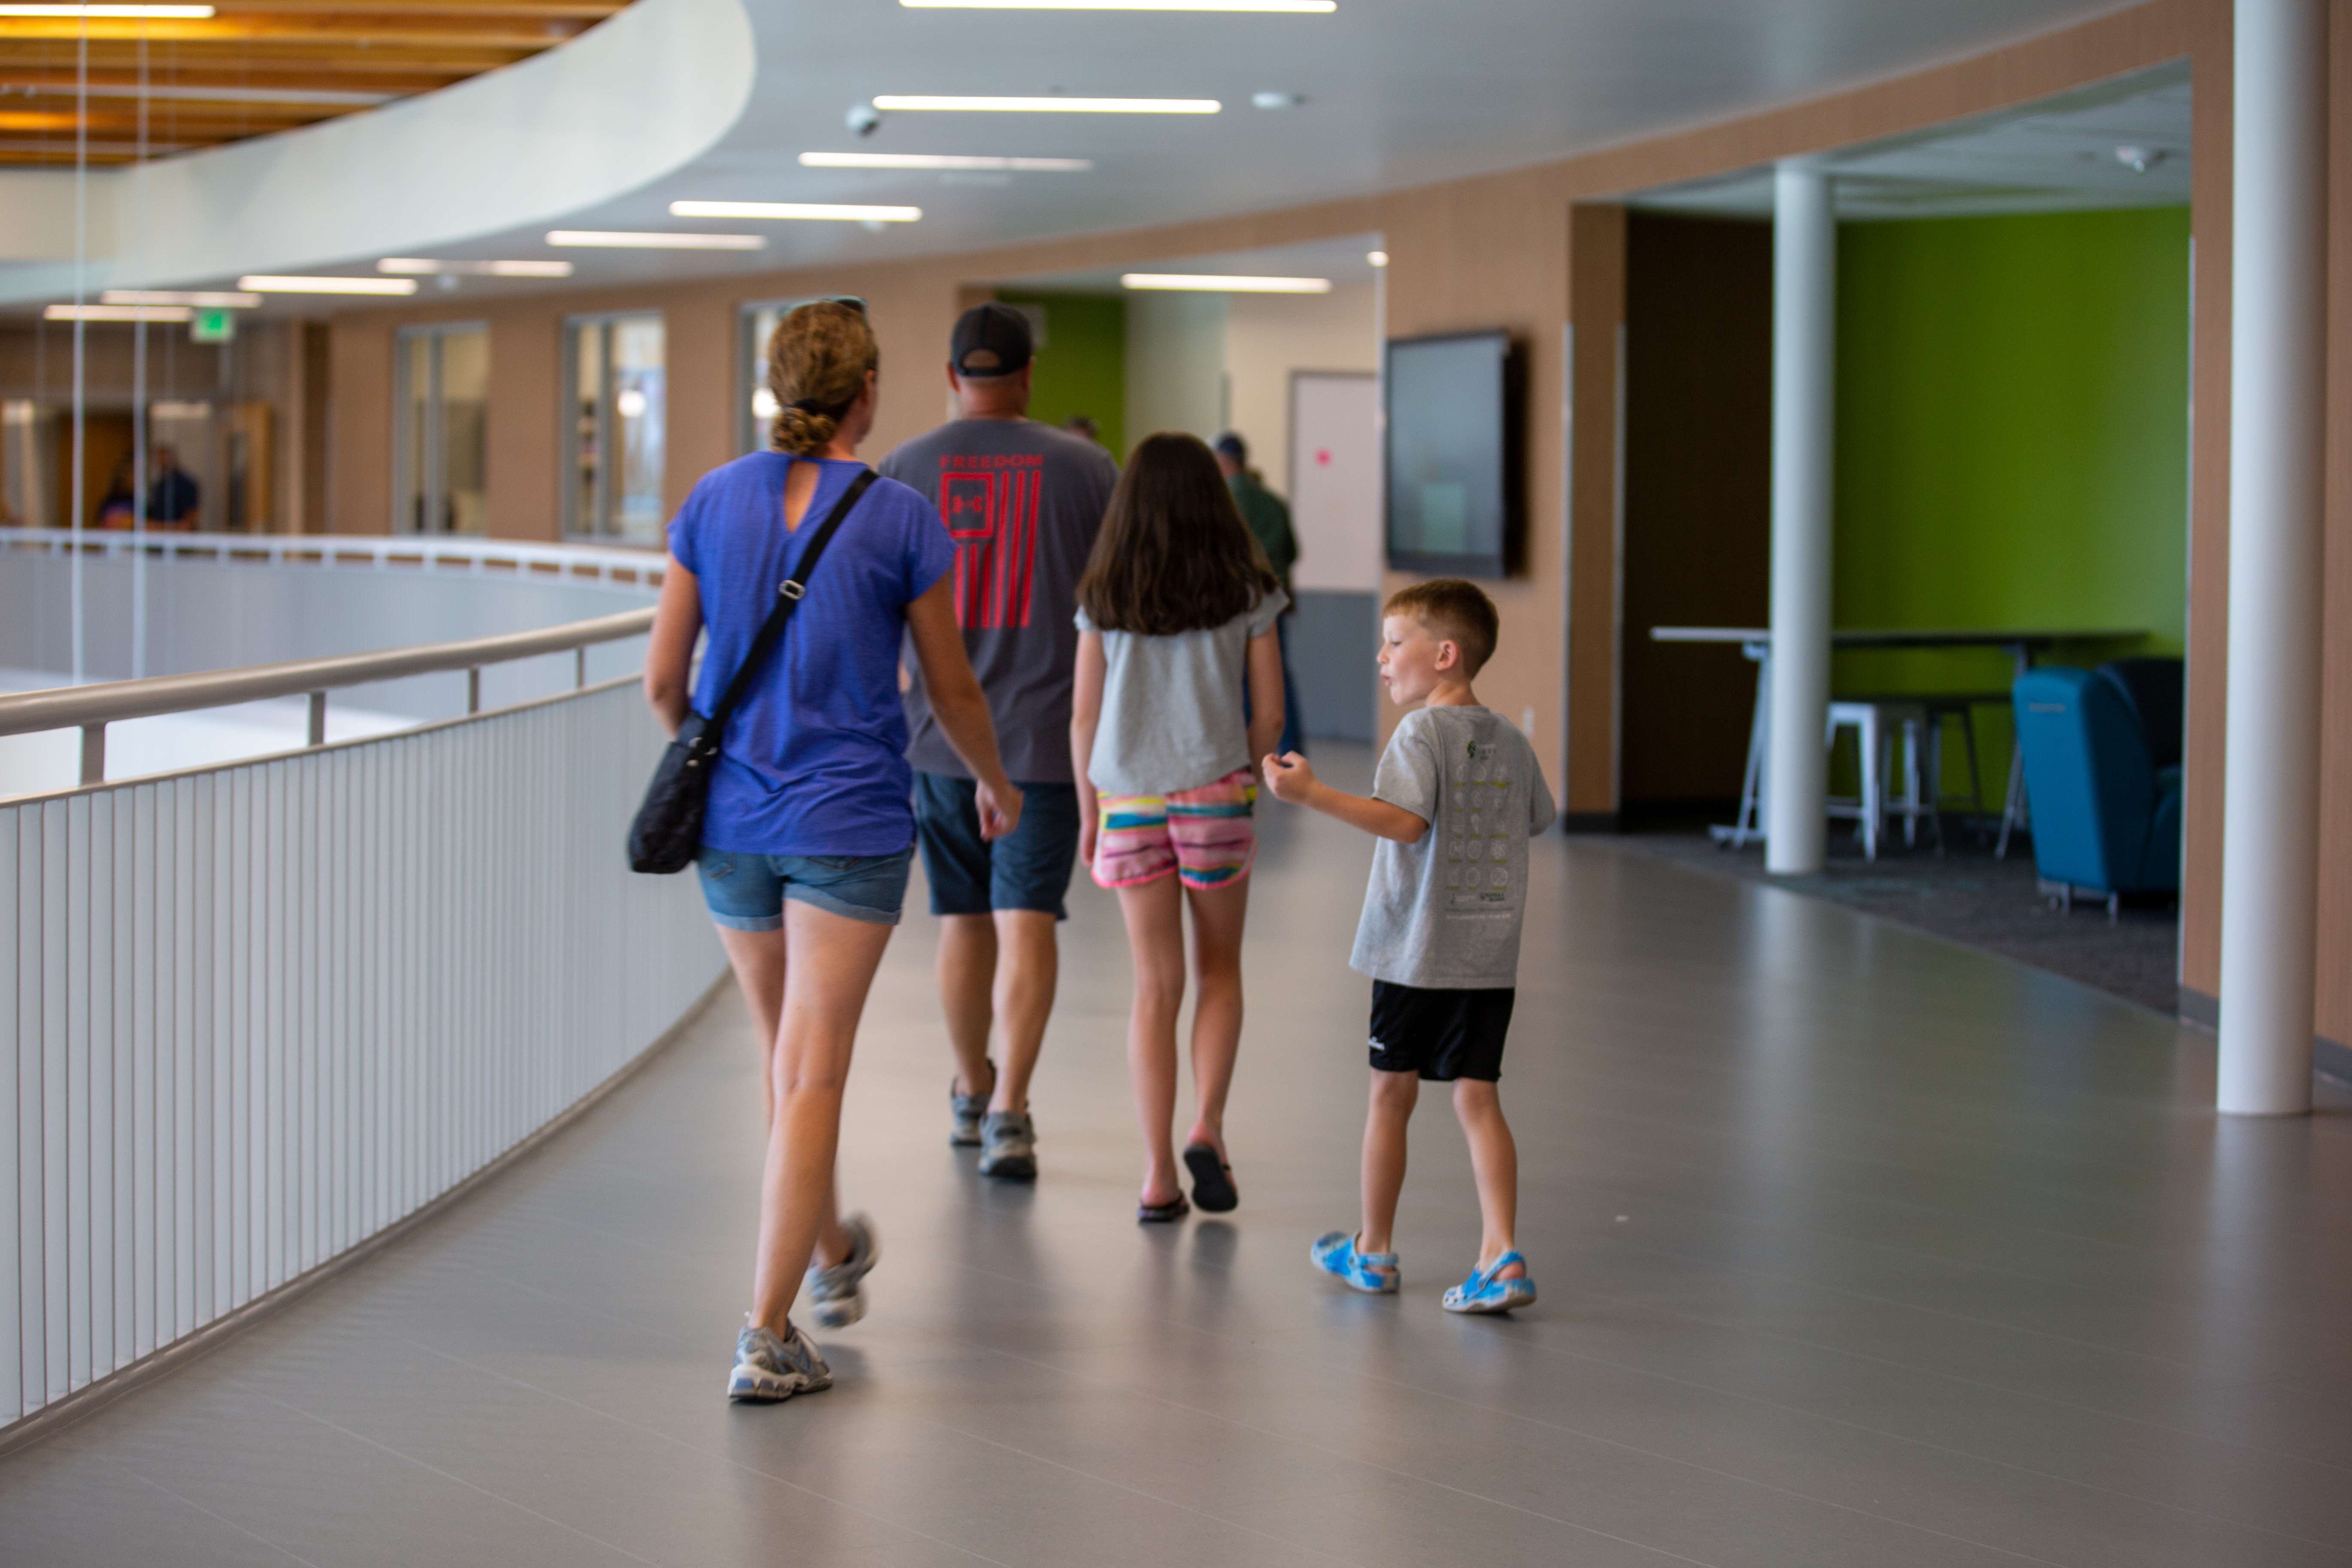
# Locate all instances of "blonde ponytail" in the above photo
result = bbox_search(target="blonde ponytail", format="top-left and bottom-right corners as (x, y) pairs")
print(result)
(767, 301), (878, 456)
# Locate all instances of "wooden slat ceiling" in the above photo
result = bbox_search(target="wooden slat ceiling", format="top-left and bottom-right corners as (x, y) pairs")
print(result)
(0, 0), (625, 164)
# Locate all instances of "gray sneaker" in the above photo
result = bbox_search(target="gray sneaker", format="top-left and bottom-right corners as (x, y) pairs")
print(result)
(728, 1320), (831, 1403)
(977, 1110), (1037, 1181)
(949, 1062), (995, 1147)
(803, 1212), (878, 1330)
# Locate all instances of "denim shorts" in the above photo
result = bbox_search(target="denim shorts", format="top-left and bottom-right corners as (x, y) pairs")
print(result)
(696, 845), (915, 930)
(912, 772), (1082, 919)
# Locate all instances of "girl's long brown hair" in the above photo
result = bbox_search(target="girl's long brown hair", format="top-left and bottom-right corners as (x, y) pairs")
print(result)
(1076, 432), (1279, 635)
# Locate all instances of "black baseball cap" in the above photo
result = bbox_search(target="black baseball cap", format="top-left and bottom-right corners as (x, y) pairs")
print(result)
(951, 302), (1033, 379)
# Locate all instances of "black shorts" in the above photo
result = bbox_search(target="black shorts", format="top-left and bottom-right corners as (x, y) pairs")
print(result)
(1367, 980), (1515, 1082)
(913, 772), (1081, 920)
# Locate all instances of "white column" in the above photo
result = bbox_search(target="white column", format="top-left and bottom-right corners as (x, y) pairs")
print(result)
(2218, 0), (2329, 1115)
(1766, 161), (1836, 875)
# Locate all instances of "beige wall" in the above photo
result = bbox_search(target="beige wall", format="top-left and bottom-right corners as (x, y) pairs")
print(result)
(1124, 289), (1226, 444)
(1220, 282), (1380, 500)
(322, 0), (2352, 1050)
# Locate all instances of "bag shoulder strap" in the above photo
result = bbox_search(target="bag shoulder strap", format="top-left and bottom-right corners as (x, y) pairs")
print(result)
(705, 465), (878, 734)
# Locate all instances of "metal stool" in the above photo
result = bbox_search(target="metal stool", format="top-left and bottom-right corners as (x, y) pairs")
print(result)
(1825, 700), (1932, 861)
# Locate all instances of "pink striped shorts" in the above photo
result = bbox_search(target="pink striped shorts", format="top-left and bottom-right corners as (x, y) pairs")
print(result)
(1091, 768), (1258, 891)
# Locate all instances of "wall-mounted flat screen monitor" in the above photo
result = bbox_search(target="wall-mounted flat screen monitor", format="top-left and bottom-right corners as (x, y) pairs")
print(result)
(1384, 329), (1524, 578)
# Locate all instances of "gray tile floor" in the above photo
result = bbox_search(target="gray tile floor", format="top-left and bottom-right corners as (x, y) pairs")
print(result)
(5, 748), (2349, 1567)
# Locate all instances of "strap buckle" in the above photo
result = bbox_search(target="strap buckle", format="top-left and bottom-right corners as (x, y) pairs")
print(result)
(779, 580), (805, 600)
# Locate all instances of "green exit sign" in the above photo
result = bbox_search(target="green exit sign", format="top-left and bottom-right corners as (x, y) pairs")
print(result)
(190, 309), (236, 344)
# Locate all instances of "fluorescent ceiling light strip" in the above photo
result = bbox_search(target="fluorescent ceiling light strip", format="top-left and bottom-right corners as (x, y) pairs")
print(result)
(799, 152), (1092, 170)
(377, 258), (574, 276)
(0, 3), (213, 14)
(669, 200), (922, 222)
(873, 95), (1218, 114)
(1121, 272), (1331, 292)
(101, 289), (260, 307)
(545, 230), (766, 249)
(46, 304), (191, 322)
(238, 275), (418, 295)
(903, 0), (1330, 8)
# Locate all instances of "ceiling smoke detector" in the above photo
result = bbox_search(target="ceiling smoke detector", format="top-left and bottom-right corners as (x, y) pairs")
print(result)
(2113, 145), (2166, 174)
(1252, 91), (1304, 110)
(847, 102), (883, 137)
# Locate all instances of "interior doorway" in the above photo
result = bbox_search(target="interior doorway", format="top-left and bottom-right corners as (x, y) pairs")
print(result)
(395, 323), (489, 535)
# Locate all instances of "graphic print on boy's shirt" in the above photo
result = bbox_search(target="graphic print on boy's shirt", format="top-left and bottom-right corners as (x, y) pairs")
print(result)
(1349, 705), (1557, 990)
(939, 452), (1043, 630)
(1445, 740), (1518, 908)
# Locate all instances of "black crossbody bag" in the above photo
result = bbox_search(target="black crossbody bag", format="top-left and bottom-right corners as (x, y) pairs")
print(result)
(628, 468), (878, 875)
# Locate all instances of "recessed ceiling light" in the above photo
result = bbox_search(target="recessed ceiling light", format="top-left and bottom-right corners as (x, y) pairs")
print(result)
(799, 152), (1093, 171)
(0, 4), (213, 15)
(873, 95), (1219, 114)
(45, 303), (191, 322)
(669, 200), (922, 222)
(237, 276), (419, 295)
(1366, 250), (1388, 267)
(902, 0), (1330, 8)
(378, 258), (575, 277)
(101, 289), (260, 307)
(1121, 273), (1331, 293)
(544, 231), (766, 249)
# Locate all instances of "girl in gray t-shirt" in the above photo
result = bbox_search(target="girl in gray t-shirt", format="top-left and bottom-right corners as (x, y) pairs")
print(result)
(1069, 434), (1287, 1225)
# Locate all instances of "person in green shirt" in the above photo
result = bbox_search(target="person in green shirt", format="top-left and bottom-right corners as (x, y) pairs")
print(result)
(1215, 432), (1303, 754)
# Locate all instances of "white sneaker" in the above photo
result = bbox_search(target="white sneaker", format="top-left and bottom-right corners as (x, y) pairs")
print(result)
(728, 1320), (831, 1403)
(803, 1213), (878, 1330)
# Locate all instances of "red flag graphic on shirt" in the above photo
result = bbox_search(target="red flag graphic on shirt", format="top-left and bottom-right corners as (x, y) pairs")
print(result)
(939, 455), (1043, 629)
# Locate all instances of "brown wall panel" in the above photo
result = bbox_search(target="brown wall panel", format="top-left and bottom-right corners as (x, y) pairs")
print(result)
(483, 301), (559, 541)
(1564, 204), (1626, 819)
(2318, 0), (2352, 1048)
(1618, 213), (1774, 810)
(2182, 0), (2233, 1001)
(328, 313), (392, 534)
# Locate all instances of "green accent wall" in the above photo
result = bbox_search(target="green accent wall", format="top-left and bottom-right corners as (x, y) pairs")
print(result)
(994, 291), (1126, 458)
(1830, 207), (2191, 798)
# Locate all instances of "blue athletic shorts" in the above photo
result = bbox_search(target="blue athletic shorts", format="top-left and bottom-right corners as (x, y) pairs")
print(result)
(912, 772), (1081, 920)
(696, 845), (915, 930)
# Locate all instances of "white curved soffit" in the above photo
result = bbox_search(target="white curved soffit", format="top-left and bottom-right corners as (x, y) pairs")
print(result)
(0, 0), (754, 303)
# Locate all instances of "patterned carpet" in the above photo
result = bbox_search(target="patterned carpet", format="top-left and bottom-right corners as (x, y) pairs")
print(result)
(1608, 820), (2182, 1018)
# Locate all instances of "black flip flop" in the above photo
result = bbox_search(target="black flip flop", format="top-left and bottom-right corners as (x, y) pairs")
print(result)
(1183, 1144), (1238, 1213)
(1136, 1192), (1191, 1224)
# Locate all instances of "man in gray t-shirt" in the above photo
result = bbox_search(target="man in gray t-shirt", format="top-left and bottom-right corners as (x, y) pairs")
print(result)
(879, 302), (1118, 1182)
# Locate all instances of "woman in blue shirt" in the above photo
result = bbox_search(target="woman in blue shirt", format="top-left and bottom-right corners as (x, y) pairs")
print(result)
(645, 300), (1019, 1405)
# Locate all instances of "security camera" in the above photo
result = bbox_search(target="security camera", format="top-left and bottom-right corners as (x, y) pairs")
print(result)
(847, 102), (882, 137)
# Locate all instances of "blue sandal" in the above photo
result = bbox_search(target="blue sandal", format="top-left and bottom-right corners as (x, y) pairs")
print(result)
(1310, 1231), (1399, 1294)
(1443, 1250), (1535, 1314)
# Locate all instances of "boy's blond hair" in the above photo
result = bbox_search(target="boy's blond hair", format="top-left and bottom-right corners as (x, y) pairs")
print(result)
(1384, 578), (1499, 676)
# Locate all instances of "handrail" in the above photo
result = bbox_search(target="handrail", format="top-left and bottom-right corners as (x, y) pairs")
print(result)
(0, 605), (656, 785)
(0, 527), (668, 586)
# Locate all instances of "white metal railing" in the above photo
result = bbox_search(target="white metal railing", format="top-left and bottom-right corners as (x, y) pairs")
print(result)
(0, 608), (655, 786)
(0, 527), (669, 589)
(0, 581), (721, 1434)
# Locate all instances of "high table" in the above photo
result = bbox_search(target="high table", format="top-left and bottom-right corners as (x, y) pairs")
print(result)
(1648, 626), (2148, 855)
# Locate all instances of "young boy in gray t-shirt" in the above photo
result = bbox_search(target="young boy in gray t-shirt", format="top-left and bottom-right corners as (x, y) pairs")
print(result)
(1264, 579), (1554, 1313)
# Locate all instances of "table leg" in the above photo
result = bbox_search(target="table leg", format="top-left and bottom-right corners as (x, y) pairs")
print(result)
(1996, 643), (2033, 859)
(1713, 644), (1771, 848)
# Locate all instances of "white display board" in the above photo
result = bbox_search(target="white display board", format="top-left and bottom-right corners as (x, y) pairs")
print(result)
(1288, 370), (1381, 593)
